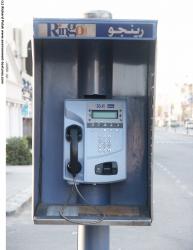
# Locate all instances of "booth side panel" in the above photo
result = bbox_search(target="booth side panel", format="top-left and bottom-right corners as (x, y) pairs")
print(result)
(41, 40), (79, 203)
(111, 41), (149, 206)
(110, 97), (148, 205)
(112, 41), (148, 96)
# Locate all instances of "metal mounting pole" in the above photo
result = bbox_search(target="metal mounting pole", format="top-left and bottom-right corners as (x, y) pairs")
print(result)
(77, 185), (110, 250)
(78, 225), (109, 250)
(77, 10), (112, 250)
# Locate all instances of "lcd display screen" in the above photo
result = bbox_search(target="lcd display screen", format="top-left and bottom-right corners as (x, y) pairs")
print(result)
(92, 110), (118, 119)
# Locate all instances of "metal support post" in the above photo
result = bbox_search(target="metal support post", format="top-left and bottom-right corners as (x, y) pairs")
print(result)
(78, 225), (109, 250)
(77, 184), (110, 250)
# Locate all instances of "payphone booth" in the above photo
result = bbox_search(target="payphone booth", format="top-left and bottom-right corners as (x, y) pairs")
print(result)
(33, 17), (157, 229)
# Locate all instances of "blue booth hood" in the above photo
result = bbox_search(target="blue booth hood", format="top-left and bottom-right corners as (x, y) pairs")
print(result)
(33, 18), (157, 40)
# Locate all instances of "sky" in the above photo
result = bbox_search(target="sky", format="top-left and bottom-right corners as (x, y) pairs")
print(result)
(6, 0), (193, 98)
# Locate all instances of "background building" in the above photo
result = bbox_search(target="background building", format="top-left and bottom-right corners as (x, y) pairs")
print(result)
(6, 24), (32, 138)
(180, 83), (193, 122)
(155, 83), (193, 127)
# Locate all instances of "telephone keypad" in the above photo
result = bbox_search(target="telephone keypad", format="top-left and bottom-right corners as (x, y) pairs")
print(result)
(97, 134), (112, 153)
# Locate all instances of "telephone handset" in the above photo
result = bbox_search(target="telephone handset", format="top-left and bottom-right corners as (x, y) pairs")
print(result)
(66, 125), (82, 177)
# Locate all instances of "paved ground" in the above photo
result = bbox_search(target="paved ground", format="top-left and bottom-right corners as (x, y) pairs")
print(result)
(6, 129), (193, 250)
(6, 166), (32, 215)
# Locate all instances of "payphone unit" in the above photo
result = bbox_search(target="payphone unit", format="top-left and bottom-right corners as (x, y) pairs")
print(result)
(63, 99), (127, 183)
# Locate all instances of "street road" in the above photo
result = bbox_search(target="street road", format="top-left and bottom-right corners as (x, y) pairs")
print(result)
(7, 129), (193, 250)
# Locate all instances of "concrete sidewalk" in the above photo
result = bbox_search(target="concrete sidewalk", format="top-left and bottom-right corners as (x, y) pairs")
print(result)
(6, 165), (32, 216)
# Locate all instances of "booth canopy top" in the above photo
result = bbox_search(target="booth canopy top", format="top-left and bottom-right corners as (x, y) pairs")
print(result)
(33, 18), (157, 40)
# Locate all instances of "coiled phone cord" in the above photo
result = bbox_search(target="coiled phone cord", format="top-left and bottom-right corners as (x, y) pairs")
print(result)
(59, 177), (105, 225)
